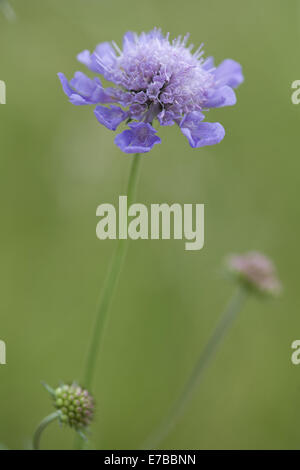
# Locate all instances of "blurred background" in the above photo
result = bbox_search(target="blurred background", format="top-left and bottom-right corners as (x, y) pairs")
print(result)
(0, 0), (299, 450)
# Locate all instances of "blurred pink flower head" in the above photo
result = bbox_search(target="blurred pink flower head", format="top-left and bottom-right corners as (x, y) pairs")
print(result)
(227, 251), (281, 296)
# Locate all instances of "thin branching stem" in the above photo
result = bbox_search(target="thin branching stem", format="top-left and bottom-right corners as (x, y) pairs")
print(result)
(142, 287), (248, 449)
(33, 411), (60, 450)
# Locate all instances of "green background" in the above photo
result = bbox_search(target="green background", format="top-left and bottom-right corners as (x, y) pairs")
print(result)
(0, 0), (298, 450)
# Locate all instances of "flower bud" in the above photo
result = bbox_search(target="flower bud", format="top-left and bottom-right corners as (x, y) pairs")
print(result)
(227, 251), (281, 296)
(53, 383), (94, 430)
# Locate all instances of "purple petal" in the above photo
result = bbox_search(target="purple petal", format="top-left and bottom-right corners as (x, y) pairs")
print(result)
(58, 72), (91, 105)
(204, 86), (237, 108)
(115, 122), (161, 154)
(58, 72), (74, 97)
(123, 31), (136, 51)
(129, 104), (147, 120)
(58, 72), (112, 105)
(179, 111), (205, 127)
(147, 82), (162, 100)
(134, 91), (148, 104)
(214, 59), (244, 89)
(94, 105), (129, 131)
(202, 56), (215, 71)
(144, 28), (164, 41)
(77, 42), (116, 75)
(180, 112), (225, 148)
(70, 72), (100, 98)
(91, 42), (117, 74)
(157, 109), (176, 127)
(76, 50), (96, 72)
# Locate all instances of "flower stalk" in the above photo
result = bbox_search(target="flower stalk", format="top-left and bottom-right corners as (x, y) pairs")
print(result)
(143, 286), (248, 449)
(33, 411), (61, 450)
(83, 153), (142, 391)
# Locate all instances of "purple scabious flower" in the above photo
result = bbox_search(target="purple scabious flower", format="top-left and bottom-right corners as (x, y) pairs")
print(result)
(58, 28), (243, 154)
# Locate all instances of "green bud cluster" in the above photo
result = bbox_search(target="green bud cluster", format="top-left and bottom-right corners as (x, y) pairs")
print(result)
(54, 383), (94, 430)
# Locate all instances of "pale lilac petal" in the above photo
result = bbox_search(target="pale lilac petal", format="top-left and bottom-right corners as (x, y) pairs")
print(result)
(115, 122), (161, 154)
(77, 42), (116, 75)
(58, 72), (92, 105)
(157, 109), (176, 126)
(123, 31), (136, 51)
(180, 112), (225, 148)
(69, 72), (101, 99)
(144, 28), (164, 41)
(91, 42), (117, 74)
(129, 104), (147, 120)
(58, 72), (112, 105)
(147, 82), (162, 100)
(77, 50), (96, 72)
(204, 86), (237, 108)
(58, 72), (73, 96)
(214, 59), (244, 89)
(202, 56), (215, 71)
(179, 111), (205, 128)
(134, 91), (148, 104)
(94, 105), (129, 131)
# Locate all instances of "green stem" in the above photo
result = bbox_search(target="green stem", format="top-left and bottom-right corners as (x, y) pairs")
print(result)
(83, 153), (142, 391)
(33, 412), (60, 450)
(142, 287), (248, 449)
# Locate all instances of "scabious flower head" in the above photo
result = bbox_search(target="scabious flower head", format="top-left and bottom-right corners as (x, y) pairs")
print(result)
(227, 252), (281, 296)
(53, 383), (94, 430)
(58, 28), (243, 154)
